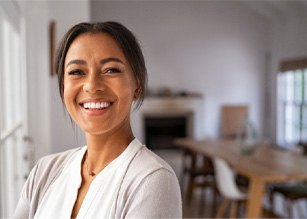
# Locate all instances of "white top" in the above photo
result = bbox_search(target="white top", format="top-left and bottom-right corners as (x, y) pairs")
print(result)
(14, 138), (182, 218)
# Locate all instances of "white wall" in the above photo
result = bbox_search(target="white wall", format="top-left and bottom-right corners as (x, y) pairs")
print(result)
(91, 1), (269, 140)
(48, 0), (90, 153)
(19, 0), (51, 162)
(18, 0), (90, 160)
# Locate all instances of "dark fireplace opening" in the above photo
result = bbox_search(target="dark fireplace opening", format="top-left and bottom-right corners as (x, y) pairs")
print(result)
(144, 114), (191, 150)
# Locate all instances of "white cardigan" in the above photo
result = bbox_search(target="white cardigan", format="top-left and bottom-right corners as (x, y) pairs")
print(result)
(14, 138), (182, 218)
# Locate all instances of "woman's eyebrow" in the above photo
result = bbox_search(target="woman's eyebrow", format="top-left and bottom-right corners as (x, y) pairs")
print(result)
(100, 57), (125, 65)
(66, 59), (86, 67)
(66, 57), (125, 67)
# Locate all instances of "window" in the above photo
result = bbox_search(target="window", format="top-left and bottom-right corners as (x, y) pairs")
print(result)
(0, 2), (28, 217)
(277, 58), (307, 147)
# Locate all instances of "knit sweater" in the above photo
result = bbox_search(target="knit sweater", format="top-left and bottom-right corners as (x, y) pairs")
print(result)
(14, 138), (182, 218)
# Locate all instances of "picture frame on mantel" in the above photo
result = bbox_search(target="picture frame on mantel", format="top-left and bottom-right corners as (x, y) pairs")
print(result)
(49, 21), (56, 76)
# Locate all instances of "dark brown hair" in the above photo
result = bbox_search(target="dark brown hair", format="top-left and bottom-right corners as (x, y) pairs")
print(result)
(55, 21), (147, 108)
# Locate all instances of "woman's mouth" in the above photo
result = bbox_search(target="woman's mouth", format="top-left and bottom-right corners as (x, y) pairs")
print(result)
(79, 101), (113, 111)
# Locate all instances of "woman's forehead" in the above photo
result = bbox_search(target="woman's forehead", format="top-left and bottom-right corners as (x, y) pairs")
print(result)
(65, 33), (127, 64)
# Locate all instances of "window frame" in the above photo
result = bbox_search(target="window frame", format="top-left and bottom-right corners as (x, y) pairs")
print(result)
(0, 1), (29, 217)
(277, 58), (307, 147)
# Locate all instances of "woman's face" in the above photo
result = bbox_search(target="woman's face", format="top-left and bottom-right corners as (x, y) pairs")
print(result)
(63, 33), (138, 136)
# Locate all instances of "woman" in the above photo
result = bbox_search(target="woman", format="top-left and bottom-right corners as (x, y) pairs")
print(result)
(14, 22), (182, 218)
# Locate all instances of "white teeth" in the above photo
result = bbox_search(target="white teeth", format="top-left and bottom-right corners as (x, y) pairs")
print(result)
(83, 102), (110, 109)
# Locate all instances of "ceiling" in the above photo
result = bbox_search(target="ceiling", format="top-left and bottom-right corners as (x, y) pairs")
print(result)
(243, 0), (307, 25)
(91, 0), (307, 25)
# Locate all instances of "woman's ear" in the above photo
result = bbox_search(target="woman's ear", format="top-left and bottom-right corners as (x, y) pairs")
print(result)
(134, 87), (141, 100)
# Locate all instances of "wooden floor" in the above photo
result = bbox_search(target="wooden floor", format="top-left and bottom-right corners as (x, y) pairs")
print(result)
(154, 149), (307, 219)
(182, 186), (218, 218)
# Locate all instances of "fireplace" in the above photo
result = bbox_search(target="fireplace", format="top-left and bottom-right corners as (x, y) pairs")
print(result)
(144, 112), (193, 150)
(131, 96), (203, 147)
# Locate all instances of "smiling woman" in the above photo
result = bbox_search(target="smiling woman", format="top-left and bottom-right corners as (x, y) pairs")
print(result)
(14, 22), (182, 218)
(63, 33), (138, 139)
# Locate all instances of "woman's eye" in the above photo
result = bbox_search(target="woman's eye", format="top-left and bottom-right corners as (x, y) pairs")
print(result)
(68, 70), (84, 75)
(105, 68), (121, 74)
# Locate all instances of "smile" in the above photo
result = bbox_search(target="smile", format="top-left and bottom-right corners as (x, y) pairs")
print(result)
(81, 101), (112, 110)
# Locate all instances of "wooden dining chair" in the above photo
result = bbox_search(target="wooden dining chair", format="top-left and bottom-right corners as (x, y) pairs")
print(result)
(182, 150), (214, 196)
(220, 105), (250, 188)
(269, 142), (307, 218)
(181, 149), (218, 210)
(220, 105), (249, 139)
(269, 182), (307, 218)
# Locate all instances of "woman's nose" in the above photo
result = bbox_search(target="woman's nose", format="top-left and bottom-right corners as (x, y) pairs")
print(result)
(83, 73), (105, 94)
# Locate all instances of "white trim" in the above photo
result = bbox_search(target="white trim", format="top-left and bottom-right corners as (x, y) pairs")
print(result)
(0, 1), (27, 216)
(0, 8), (4, 135)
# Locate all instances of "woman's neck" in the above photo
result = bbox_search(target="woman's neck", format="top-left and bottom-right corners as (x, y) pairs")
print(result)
(84, 127), (134, 175)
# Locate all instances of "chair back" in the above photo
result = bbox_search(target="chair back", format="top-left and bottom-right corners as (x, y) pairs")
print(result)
(220, 105), (248, 139)
(213, 157), (247, 200)
(298, 141), (307, 156)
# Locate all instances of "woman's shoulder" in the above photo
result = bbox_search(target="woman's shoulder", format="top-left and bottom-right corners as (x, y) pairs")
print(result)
(124, 143), (177, 184)
(17, 147), (85, 216)
(36, 147), (83, 169)
(30, 147), (84, 192)
(134, 146), (174, 173)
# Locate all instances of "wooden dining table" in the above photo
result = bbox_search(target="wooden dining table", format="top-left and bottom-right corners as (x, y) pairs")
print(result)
(175, 138), (307, 218)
